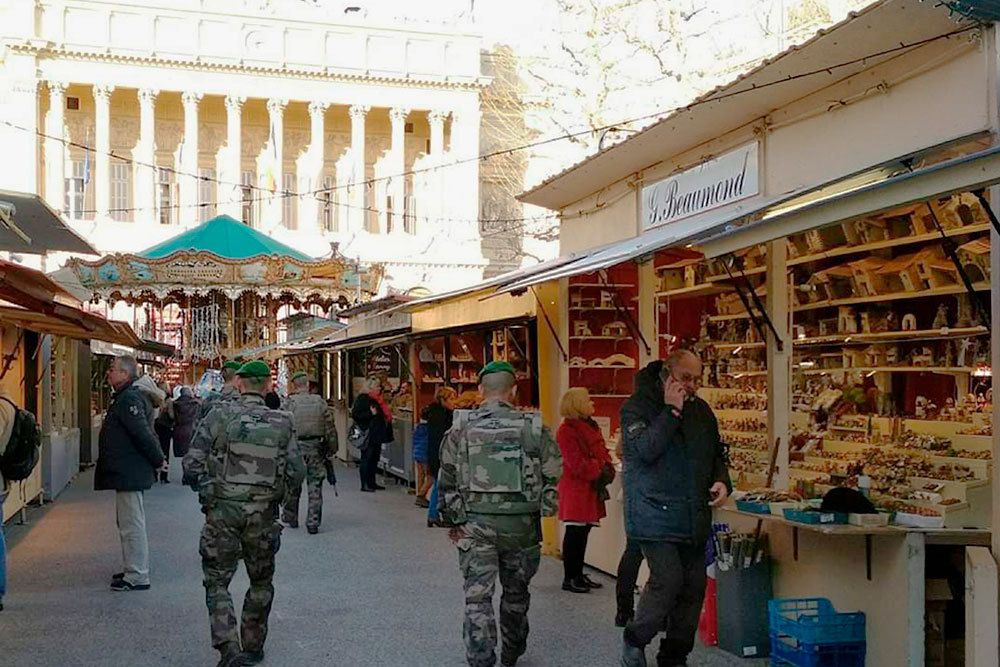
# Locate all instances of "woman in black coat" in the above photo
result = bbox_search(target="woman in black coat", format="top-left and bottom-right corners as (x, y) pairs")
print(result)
(352, 380), (393, 492)
(170, 387), (201, 461)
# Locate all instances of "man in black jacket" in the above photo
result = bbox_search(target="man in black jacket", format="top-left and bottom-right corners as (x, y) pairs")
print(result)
(95, 355), (166, 592)
(619, 351), (731, 667)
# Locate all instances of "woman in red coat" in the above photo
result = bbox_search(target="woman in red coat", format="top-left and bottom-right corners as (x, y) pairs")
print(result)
(557, 387), (614, 594)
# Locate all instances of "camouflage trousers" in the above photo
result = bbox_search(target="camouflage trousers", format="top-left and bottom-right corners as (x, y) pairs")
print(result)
(281, 448), (326, 531)
(199, 499), (282, 655)
(455, 514), (541, 667)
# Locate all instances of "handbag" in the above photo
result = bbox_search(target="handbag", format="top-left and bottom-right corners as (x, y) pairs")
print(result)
(347, 423), (370, 462)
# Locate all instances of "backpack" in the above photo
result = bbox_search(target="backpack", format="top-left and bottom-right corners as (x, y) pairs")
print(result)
(0, 397), (41, 482)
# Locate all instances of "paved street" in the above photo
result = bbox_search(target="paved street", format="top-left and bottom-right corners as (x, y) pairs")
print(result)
(2, 461), (762, 667)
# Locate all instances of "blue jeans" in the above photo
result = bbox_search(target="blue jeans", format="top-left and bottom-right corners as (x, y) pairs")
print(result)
(427, 478), (439, 521)
(0, 521), (7, 600)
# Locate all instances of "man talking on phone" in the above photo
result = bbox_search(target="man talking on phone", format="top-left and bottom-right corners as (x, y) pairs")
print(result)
(618, 349), (731, 667)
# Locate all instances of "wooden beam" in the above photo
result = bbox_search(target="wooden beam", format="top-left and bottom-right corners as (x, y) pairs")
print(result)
(765, 239), (791, 489)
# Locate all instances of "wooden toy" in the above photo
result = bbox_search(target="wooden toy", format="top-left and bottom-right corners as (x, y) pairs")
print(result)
(573, 321), (593, 337)
(901, 314), (917, 331)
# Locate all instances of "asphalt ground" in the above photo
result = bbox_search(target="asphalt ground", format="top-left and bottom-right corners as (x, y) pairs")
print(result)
(0, 460), (766, 666)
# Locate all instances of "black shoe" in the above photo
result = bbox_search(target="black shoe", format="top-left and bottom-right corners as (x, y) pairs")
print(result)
(360, 487), (376, 493)
(236, 650), (264, 665)
(582, 573), (603, 589)
(620, 636), (648, 667)
(110, 579), (151, 591)
(562, 578), (591, 593)
(501, 644), (525, 666)
(307, 526), (318, 535)
(427, 519), (441, 528)
(615, 610), (633, 627)
(111, 572), (125, 581)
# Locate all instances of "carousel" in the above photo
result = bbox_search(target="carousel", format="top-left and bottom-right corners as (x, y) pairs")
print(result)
(64, 215), (382, 381)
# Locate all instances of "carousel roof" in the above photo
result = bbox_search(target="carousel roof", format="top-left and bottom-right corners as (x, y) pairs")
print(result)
(62, 216), (383, 304)
(140, 215), (313, 262)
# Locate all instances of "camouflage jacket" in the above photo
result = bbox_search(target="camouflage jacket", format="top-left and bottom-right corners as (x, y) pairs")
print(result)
(183, 393), (305, 507)
(199, 384), (240, 420)
(438, 400), (561, 524)
(283, 392), (337, 458)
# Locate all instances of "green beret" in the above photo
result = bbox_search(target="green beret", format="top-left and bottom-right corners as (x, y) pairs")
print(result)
(291, 371), (309, 382)
(479, 361), (516, 378)
(223, 361), (242, 371)
(236, 360), (271, 378)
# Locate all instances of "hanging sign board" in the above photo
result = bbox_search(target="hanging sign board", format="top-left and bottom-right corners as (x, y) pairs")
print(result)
(642, 142), (760, 231)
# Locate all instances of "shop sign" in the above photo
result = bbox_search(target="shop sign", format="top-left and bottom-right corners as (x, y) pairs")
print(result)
(367, 347), (394, 376)
(642, 142), (759, 231)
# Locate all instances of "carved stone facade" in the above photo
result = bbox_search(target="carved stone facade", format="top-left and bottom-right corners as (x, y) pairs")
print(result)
(0, 0), (489, 294)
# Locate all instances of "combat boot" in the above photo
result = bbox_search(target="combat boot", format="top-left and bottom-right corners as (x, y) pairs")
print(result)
(235, 650), (264, 666)
(216, 643), (242, 667)
(307, 526), (318, 535)
(501, 642), (525, 667)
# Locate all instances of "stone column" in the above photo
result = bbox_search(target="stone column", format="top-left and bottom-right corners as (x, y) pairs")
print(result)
(180, 91), (202, 226)
(298, 100), (328, 231)
(44, 81), (68, 211)
(349, 104), (370, 233)
(451, 108), (481, 232)
(389, 107), (409, 233)
(427, 109), (448, 230)
(222, 94), (246, 219)
(266, 98), (287, 227)
(93, 84), (115, 220)
(135, 88), (159, 225)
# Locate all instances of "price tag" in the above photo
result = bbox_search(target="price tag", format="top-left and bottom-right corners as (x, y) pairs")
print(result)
(743, 646), (759, 657)
(820, 513), (835, 523)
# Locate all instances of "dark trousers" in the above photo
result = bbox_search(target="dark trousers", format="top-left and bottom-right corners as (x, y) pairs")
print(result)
(358, 442), (381, 489)
(154, 423), (172, 481)
(624, 540), (706, 666)
(561, 524), (592, 581)
(616, 537), (644, 615)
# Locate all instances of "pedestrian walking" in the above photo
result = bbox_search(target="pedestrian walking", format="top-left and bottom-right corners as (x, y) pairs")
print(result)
(171, 387), (201, 460)
(423, 386), (456, 518)
(200, 361), (242, 419)
(0, 388), (15, 611)
(438, 362), (562, 667)
(556, 387), (614, 594)
(281, 372), (337, 534)
(618, 351), (731, 667)
(153, 383), (174, 483)
(351, 377), (393, 492)
(95, 355), (167, 592)
(183, 360), (305, 667)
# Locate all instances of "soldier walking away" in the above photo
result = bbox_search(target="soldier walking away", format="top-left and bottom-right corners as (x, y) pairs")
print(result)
(183, 360), (305, 667)
(199, 361), (242, 420)
(438, 361), (562, 667)
(281, 371), (337, 534)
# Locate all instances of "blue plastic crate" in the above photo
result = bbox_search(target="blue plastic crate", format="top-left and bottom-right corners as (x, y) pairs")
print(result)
(736, 499), (772, 514)
(771, 635), (865, 667)
(769, 598), (866, 645)
(783, 508), (848, 525)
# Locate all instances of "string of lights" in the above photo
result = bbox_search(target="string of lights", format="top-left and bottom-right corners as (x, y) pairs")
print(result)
(0, 22), (978, 224)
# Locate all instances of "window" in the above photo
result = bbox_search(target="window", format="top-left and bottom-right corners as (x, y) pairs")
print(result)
(65, 160), (86, 220)
(110, 162), (131, 222)
(241, 170), (256, 228)
(157, 167), (174, 225)
(199, 168), (216, 222)
(405, 194), (416, 235)
(282, 172), (297, 230)
(321, 176), (335, 233)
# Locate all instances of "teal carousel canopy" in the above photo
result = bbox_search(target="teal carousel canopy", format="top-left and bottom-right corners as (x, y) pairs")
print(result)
(139, 215), (313, 262)
(65, 215), (382, 304)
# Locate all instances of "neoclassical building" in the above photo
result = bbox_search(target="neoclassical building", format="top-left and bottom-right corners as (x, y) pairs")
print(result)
(0, 0), (490, 292)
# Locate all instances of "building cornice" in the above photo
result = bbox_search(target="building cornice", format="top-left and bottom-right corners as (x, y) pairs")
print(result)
(11, 44), (491, 92)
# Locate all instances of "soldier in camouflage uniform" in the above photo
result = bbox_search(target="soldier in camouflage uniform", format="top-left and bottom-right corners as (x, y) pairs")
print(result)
(280, 371), (337, 534)
(183, 360), (306, 667)
(199, 361), (242, 420)
(438, 361), (562, 667)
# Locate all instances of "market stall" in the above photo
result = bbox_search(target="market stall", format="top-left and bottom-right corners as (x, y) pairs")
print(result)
(510, 2), (1000, 663)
